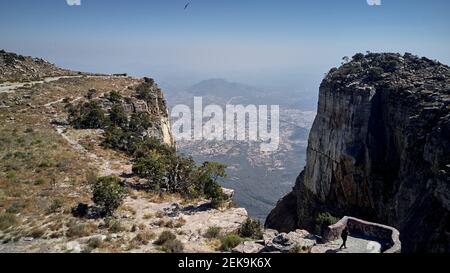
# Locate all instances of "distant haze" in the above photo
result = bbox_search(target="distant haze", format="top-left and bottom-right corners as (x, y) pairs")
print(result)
(1, 0), (449, 93)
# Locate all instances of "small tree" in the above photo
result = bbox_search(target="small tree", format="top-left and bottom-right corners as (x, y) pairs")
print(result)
(92, 176), (127, 216)
(194, 162), (227, 196)
(239, 218), (263, 239)
(69, 101), (108, 129)
(352, 53), (364, 62)
(136, 82), (155, 102)
(129, 113), (151, 134)
(315, 212), (339, 235)
(132, 150), (167, 189)
(109, 91), (123, 103)
(109, 104), (128, 128)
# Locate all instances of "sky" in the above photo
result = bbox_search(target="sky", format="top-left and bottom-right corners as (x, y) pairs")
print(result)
(1, 0), (449, 92)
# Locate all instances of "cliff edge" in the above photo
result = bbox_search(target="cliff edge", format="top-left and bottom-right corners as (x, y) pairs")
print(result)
(266, 52), (450, 253)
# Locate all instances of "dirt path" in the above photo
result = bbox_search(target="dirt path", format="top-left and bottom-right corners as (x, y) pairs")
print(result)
(0, 76), (84, 93)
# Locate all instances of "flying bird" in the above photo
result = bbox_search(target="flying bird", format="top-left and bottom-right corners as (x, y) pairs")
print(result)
(184, 2), (191, 10)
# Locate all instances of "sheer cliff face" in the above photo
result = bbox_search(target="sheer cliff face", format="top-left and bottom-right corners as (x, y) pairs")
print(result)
(266, 53), (450, 252)
(142, 79), (174, 147)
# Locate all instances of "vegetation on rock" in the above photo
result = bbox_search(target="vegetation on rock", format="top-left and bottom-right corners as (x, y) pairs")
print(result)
(315, 212), (339, 235)
(220, 234), (244, 251)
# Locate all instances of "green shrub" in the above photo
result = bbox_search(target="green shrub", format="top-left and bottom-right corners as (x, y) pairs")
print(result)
(129, 113), (151, 134)
(204, 226), (221, 239)
(239, 218), (263, 239)
(315, 212), (339, 235)
(34, 177), (46, 185)
(136, 81), (155, 101)
(210, 195), (225, 209)
(154, 230), (183, 253)
(92, 176), (127, 216)
(109, 90), (123, 103)
(109, 104), (128, 128)
(68, 101), (108, 129)
(132, 151), (166, 186)
(220, 234), (243, 251)
(6, 171), (17, 180)
(38, 160), (54, 168)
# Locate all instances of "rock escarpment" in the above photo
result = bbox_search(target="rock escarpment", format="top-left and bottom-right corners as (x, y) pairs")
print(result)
(266, 53), (450, 252)
(109, 77), (174, 146)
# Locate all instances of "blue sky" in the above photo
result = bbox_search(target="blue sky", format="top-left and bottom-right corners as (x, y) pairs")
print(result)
(1, 0), (449, 91)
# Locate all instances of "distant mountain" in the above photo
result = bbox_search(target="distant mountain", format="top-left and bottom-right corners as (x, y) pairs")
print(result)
(188, 78), (263, 98)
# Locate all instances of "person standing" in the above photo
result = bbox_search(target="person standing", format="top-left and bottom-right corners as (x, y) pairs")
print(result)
(340, 226), (349, 249)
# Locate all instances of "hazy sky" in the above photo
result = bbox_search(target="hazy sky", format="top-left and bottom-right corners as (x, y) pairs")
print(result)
(1, 0), (449, 91)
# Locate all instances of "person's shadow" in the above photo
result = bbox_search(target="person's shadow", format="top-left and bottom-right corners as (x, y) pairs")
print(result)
(325, 248), (345, 253)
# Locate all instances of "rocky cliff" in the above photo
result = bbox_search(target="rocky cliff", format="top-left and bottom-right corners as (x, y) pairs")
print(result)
(266, 53), (450, 253)
(92, 77), (175, 147)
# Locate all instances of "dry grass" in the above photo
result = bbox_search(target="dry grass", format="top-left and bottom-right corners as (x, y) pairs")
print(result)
(0, 77), (138, 242)
(66, 220), (97, 239)
(133, 229), (155, 245)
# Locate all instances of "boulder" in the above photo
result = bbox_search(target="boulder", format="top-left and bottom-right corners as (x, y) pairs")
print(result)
(232, 241), (265, 254)
(263, 230), (316, 253)
(222, 188), (235, 200)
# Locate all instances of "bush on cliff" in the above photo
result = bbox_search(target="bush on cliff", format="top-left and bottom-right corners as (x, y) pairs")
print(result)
(109, 104), (128, 128)
(129, 112), (152, 134)
(132, 148), (227, 202)
(92, 176), (127, 216)
(315, 212), (339, 235)
(136, 81), (155, 102)
(239, 218), (263, 240)
(67, 101), (108, 129)
(219, 234), (244, 251)
(109, 90), (123, 103)
(154, 230), (184, 253)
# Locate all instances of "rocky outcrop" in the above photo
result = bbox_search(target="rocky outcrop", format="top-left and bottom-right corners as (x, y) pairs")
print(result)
(263, 229), (316, 253)
(0, 50), (79, 83)
(231, 229), (316, 253)
(266, 53), (450, 253)
(92, 77), (174, 147)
